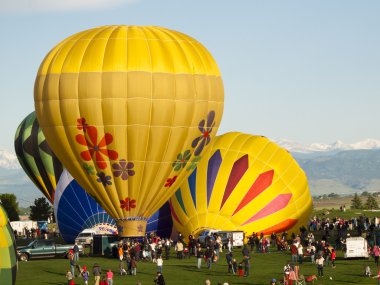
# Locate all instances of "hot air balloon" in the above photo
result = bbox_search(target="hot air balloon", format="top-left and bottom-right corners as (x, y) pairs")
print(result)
(34, 26), (223, 237)
(170, 132), (312, 238)
(55, 170), (173, 243)
(14, 112), (63, 203)
(0, 204), (17, 285)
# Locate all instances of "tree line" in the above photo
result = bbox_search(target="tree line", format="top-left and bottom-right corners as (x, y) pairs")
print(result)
(0, 193), (52, 221)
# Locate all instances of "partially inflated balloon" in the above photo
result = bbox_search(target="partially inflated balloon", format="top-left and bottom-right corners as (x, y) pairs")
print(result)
(0, 204), (17, 285)
(34, 26), (223, 237)
(54, 170), (118, 243)
(170, 132), (312, 237)
(55, 170), (173, 243)
(14, 112), (63, 203)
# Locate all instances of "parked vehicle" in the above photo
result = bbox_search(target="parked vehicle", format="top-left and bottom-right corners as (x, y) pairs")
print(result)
(344, 237), (369, 259)
(197, 229), (221, 246)
(197, 229), (244, 248)
(218, 231), (245, 248)
(75, 228), (97, 246)
(17, 239), (83, 261)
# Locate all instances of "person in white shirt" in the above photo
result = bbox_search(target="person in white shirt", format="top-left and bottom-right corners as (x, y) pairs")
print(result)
(156, 255), (163, 273)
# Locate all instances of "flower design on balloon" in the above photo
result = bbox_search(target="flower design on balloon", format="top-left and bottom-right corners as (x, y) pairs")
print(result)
(96, 172), (112, 186)
(120, 197), (136, 211)
(75, 123), (119, 169)
(191, 111), (215, 156)
(165, 176), (177, 187)
(172, 150), (191, 171)
(112, 160), (135, 180)
(82, 163), (95, 175)
(187, 156), (202, 171)
(77, 118), (89, 132)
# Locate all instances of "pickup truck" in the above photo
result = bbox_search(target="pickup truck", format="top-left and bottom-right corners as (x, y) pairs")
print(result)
(17, 239), (83, 261)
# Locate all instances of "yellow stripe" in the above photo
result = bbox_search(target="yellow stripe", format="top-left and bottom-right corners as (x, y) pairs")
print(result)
(38, 26), (221, 76)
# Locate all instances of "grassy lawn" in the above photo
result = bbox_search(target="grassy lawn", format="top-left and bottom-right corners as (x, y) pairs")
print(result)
(15, 246), (380, 285)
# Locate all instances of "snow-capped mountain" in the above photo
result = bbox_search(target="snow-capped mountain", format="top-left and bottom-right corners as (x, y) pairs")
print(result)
(275, 138), (380, 153)
(0, 149), (20, 169)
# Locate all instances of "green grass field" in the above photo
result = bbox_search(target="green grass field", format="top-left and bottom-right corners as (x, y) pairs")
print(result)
(15, 246), (380, 285)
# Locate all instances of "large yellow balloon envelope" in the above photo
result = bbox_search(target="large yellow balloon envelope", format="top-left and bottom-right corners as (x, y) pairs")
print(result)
(0, 205), (17, 285)
(34, 26), (224, 237)
(170, 132), (312, 238)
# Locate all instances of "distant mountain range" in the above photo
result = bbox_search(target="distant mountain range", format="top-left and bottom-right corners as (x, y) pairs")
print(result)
(1, 139), (380, 207)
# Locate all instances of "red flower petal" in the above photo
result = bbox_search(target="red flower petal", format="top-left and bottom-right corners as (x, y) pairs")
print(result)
(86, 126), (98, 145)
(95, 152), (107, 169)
(76, 134), (89, 146)
(80, 150), (92, 161)
(98, 133), (113, 147)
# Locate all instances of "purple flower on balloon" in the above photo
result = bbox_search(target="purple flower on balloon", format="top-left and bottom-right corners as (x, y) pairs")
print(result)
(112, 159), (135, 180)
(191, 111), (216, 156)
(96, 172), (112, 186)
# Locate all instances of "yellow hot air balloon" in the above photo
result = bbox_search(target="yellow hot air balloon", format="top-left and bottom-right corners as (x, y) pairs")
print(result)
(34, 26), (224, 237)
(170, 132), (312, 238)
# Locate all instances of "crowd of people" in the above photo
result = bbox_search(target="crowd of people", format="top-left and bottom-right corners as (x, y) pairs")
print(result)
(57, 213), (380, 284)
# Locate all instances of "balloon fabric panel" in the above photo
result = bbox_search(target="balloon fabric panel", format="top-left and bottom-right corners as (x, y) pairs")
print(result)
(14, 112), (63, 203)
(170, 132), (312, 237)
(35, 25), (224, 237)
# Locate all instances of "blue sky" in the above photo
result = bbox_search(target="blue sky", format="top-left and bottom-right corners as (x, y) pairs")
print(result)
(0, 0), (379, 151)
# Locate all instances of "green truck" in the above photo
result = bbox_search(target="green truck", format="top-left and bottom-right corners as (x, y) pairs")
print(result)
(17, 239), (83, 261)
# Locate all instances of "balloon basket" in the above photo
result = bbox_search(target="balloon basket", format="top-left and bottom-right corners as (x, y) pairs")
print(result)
(116, 219), (147, 237)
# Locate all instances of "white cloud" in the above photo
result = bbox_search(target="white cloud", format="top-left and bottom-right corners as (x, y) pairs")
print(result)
(0, 0), (137, 14)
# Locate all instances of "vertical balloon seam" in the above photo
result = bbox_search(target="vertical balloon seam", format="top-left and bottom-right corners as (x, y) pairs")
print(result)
(99, 26), (123, 219)
(70, 28), (117, 218)
(58, 185), (86, 227)
(70, 178), (94, 226)
(152, 26), (204, 214)
(30, 118), (55, 201)
(15, 118), (43, 195)
(136, 26), (158, 217)
(142, 27), (203, 216)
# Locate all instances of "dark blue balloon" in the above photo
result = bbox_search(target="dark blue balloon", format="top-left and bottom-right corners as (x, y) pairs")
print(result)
(55, 170), (173, 243)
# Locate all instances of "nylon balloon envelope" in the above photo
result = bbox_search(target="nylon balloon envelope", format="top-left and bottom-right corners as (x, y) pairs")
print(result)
(55, 170), (174, 243)
(0, 204), (17, 285)
(34, 25), (224, 237)
(14, 111), (63, 203)
(170, 132), (312, 238)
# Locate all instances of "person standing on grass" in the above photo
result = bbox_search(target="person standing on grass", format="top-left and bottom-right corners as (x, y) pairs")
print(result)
(131, 256), (137, 275)
(73, 242), (80, 262)
(374, 245), (380, 266)
(156, 255), (163, 273)
(106, 269), (113, 285)
(196, 245), (203, 269)
(92, 263), (101, 285)
(82, 265), (89, 285)
(331, 248), (336, 268)
(316, 254), (324, 277)
(297, 243), (303, 265)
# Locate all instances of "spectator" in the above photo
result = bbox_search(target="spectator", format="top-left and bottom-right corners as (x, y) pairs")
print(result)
(92, 263), (101, 285)
(106, 269), (113, 285)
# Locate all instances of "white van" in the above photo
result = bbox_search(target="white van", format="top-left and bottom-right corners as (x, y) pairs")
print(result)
(75, 229), (97, 246)
(344, 237), (369, 258)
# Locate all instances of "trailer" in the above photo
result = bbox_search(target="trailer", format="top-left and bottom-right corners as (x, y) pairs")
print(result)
(10, 220), (37, 236)
(344, 237), (369, 259)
